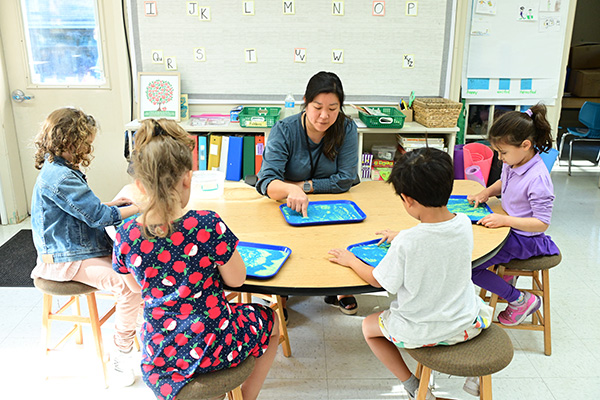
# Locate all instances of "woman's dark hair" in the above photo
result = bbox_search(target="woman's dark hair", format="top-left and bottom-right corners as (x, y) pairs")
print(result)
(488, 103), (553, 153)
(388, 148), (454, 207)
(302, 71), (350, 161)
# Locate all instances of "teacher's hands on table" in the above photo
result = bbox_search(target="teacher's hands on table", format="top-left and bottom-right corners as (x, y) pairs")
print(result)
(467, 191), (489, 208)
(476, 213), (508, 229)
(375, 229), (399, 245)
(286, 186), (309, 218)
(328, 248), (358, 267)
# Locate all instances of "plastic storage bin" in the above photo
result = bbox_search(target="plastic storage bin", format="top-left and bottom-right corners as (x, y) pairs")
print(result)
(192, 170), (225, 199)
(358, 107), (406, 129)
(238, 107), (281, 128)
(371, 145), (397, 161)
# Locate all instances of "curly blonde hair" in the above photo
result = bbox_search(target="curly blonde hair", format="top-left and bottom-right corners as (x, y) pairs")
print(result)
(132, 119), (195, 238)
(34, 107), (97, 170)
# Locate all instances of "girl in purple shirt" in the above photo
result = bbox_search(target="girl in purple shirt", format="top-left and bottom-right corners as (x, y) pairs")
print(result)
(467, 104), (559, 327)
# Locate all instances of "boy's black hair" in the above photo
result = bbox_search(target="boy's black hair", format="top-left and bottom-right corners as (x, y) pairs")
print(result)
(388, 147), (454, 207)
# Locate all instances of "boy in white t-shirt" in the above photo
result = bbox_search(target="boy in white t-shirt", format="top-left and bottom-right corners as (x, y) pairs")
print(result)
(329, 148), (492, 400)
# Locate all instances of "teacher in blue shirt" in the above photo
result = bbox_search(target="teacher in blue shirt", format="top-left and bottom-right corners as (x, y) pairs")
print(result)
(256, 71), (360, 316)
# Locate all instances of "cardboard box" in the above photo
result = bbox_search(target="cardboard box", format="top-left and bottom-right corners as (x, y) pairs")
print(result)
(567, 69), (600, 97)
(400, 108), (413, 122)
(569, 43), (600, 70)
(371, 167), (392, 181)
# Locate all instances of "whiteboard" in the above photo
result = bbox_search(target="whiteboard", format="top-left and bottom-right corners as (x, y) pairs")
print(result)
(462, 0), (569, 101)
(129, 0), (457, 103)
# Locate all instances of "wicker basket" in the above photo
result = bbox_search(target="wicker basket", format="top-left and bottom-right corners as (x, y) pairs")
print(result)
(413, 98), (462, 128)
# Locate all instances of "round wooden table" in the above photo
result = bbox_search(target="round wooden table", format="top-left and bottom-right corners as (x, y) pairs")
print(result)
(119, 179), (508, 296)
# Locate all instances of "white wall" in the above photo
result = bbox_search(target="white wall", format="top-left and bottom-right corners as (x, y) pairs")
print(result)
(0, 1), (135, 222)
(0, 30), (28, 224)
(0, 0), (581, 224)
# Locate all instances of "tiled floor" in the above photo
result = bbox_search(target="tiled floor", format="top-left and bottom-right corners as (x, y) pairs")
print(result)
(1, 165), (599, 399)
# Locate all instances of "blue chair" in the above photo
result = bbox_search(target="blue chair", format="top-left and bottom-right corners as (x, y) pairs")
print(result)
(539, 148), (559, 173)
(559, 101), (600, 175)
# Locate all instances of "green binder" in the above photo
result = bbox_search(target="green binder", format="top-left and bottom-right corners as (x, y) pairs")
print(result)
(243, 135), (255, 179)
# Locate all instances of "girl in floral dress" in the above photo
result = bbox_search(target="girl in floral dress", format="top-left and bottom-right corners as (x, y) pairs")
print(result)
(112, 119), (279, 400)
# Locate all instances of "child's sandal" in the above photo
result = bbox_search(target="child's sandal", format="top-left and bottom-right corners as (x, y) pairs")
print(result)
(338, 296), (358, 315)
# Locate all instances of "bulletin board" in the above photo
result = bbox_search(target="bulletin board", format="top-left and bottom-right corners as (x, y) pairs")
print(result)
(128, 0), (457, 103)
(461, 0), (570, 103)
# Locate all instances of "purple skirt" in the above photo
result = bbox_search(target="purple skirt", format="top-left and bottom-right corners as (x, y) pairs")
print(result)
(472, 231), (559, 302)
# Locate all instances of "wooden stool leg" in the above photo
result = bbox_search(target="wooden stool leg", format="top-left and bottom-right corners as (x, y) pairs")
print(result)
(229, 385), (243, 400)
(416, 364), (431, 400)
(241, 293), (252, 303)
(236, 293), (291, 357)
(542, 269), (552, 356)
(134, 334), (141, 352)
(273, 295), (291, 357)
(87, 293), (109, 387)
(226, 291), (241, 302)
(531, 270), (540, 325)
(479, 375), (492, 400)
(41, 294), (52, 354)
(74, 295), (83, 344)
(414, 363), (423, 379)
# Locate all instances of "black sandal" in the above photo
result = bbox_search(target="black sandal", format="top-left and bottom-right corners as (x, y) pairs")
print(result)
(282, 307), (289, 324)
(281, 295), (289, 324)
(338, 296), (358, 315)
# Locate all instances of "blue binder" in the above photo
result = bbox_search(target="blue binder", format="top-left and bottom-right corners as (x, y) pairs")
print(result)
(198, 135), (207, 171)
(226, 136), (243, 181)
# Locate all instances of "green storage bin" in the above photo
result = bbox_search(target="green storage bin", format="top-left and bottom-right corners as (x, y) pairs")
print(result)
(238, 107), (281, 128)
(358, 107), (406, 129)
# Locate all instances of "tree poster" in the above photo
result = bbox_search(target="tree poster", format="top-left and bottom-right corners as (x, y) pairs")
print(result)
(138, 72), (181, 120)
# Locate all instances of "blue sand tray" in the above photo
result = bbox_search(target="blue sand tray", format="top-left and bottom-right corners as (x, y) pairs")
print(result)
(447, 195), (493, 222)
(347, 239), (391, 267)
(279, 200), (367, 226)
(237, 242), (292, 279)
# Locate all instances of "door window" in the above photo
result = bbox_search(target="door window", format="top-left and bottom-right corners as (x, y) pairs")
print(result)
(20, 0), (106, 86)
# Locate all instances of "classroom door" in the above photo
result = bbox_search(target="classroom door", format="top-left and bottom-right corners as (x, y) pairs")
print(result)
(0, 0), (132, 216)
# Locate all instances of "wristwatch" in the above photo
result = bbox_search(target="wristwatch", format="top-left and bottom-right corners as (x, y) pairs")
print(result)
(303, 181), (311, 193)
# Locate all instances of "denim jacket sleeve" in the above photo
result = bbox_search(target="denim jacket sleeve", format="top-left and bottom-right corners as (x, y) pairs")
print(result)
(52, 172), (122, 228)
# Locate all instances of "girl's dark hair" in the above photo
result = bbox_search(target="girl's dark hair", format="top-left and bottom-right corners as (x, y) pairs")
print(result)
(34, 107), (97, 170)
(132, 119), (195, 238)
(302, 71), (350, 161)
(488, 103), (553, 153)
(388, 148), (454, 207)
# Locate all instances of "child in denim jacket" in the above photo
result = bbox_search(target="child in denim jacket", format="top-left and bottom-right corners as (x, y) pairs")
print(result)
(31, 107), (141, 386)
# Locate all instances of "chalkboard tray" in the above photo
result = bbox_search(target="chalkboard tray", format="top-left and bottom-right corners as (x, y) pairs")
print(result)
(279, 200), (366, 226)
(237, 241), (291, 279)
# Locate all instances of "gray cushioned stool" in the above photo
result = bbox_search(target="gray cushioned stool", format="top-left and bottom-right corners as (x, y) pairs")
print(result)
(481, 252), (561, 356)
(406, 324), (513, 400)
(177, 356), (255, 400)
(33, 277), (116, 387)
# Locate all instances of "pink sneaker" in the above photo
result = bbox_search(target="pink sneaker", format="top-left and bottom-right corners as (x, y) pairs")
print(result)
(498, 292), (541, 326)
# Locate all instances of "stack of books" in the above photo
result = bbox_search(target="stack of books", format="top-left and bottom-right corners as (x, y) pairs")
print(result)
(361, 153), (373, 179)
(397, 135), (446, 153)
